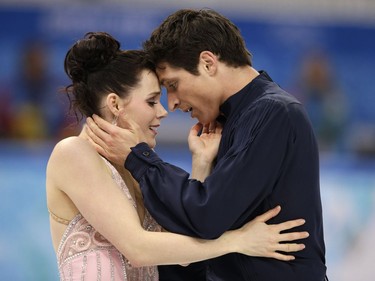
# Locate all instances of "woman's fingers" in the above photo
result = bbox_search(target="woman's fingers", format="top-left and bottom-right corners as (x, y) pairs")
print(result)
(254, 206), (307, 235)
(275, 218), (307, 233)
(279, 230), (310, 241)
(270, 252), (296, 261)
(275, 243), (306, 253)
(254, 207), (309, 243)
(254, 205), (282, 222)
(267, 241), (306, 261)
(267, 243), (306, 261)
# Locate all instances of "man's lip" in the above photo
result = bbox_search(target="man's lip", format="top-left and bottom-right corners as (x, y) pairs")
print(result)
(179, 107), (193, 113)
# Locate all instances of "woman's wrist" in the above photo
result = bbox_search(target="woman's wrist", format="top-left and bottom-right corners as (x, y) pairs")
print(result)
(218, 230), (240, 255)
(191, 155), (213, 181)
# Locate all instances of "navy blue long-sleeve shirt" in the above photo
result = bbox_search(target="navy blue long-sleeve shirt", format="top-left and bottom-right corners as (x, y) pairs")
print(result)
(125, 71), (327, 280)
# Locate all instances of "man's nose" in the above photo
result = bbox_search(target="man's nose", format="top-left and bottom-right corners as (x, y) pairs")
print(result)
(168, 93), (179, 112)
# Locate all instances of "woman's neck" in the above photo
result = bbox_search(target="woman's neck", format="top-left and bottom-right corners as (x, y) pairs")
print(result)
(115, 166), (146, 223)
(79, 125), (146, 222)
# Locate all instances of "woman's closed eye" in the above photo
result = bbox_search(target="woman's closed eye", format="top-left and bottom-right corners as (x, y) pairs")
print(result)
(147, 100), (158, 107)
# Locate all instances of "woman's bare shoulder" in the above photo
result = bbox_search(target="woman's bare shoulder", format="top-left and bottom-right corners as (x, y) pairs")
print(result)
(47, 136), (103, 178)
(54, 136), (92, 152)
(51, 136), (97, 160)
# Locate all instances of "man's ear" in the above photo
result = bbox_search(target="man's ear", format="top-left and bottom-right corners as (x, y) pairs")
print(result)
(106, 93), (121, 116)
(199, 51), (218, 75)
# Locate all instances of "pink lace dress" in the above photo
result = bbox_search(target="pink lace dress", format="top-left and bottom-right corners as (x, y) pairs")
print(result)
(56, 158), (161, 280)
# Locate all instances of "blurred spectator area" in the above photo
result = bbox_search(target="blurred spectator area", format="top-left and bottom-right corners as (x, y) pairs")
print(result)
(1, 0), (374, 155)
(1, 2), (375, 281)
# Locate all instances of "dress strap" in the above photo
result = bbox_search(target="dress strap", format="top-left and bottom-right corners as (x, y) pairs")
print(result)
(48, 208), (71, 225)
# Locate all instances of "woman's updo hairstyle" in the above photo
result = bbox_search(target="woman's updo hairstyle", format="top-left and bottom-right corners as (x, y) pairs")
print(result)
(63, 31), (153, 120)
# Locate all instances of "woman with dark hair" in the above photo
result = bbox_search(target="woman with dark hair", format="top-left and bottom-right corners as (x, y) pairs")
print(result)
(46, 32), (308, 280)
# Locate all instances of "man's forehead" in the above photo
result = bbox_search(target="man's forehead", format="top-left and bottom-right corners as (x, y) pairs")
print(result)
(156, 61), (181, 72)
(156, 61), (168, 69)
(156, 70), (167, 84)
(156, 65), (173, 84)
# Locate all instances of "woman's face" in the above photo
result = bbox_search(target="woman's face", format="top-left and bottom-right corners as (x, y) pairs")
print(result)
(120, 70), (168, 148)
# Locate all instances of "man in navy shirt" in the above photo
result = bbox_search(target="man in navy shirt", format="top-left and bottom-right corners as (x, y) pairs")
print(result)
(87, 8), (327, 281)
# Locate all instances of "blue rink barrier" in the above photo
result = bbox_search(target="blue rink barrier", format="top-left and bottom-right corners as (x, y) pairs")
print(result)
(1, 141), (375, 280)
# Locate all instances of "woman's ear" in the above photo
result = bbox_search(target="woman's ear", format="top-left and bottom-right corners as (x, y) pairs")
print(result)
(199, 51), (218, 75)
(106, 93), (121, 116)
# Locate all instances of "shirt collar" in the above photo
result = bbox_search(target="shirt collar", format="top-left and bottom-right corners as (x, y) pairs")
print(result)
(219, 71), (273, 119)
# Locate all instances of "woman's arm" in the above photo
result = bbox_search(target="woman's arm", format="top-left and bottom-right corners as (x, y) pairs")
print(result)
(135, 205), (307, 266)
(47, 137), (307, 267)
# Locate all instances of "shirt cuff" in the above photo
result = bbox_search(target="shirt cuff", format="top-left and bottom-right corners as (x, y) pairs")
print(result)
(124, 142), (162, 182)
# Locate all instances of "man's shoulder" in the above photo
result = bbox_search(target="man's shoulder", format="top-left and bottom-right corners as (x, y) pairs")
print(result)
(260, 84), (301, 105)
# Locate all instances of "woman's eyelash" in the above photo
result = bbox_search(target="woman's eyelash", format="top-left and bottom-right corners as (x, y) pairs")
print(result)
(148, 100), (158, 106)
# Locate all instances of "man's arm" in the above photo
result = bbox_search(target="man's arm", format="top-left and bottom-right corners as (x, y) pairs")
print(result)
(189, 122), (222, 182)
(127, 100), (293, 239)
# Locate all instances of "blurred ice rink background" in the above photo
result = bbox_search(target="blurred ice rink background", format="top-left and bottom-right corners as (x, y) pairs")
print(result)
(1, 1), (375, 280)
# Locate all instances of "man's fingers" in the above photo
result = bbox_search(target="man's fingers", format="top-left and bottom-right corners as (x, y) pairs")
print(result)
(215, 123), (223, 134)
(86, 116), (109, 140)
(117, 110), (135, 130)
(86, 132), (107, 156)
(201, 123), (210, 134)
(92, 114), (117, 134)
(190, 122), (222, 136)
(208, 122), (216, 133)
(190, 123), (203, 137)
(84, 120), (110, 157)
(86, 118), (108, 146)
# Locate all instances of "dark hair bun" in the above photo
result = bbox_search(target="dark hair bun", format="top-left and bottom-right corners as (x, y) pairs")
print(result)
(64, 32), (121, 82)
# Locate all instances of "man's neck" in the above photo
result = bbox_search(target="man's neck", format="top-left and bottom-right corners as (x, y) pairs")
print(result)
(221, 66), (259, 101)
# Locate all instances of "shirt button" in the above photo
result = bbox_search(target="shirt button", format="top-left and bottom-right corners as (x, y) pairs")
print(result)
(142, 151), (150, 157)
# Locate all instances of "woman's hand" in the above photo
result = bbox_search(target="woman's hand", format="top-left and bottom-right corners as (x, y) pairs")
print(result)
(189, 122), (222, 181)
(229, 206), (309, 261)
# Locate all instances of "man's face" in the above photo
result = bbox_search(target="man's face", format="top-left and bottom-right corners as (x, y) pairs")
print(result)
(156, 62), (221, 125)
